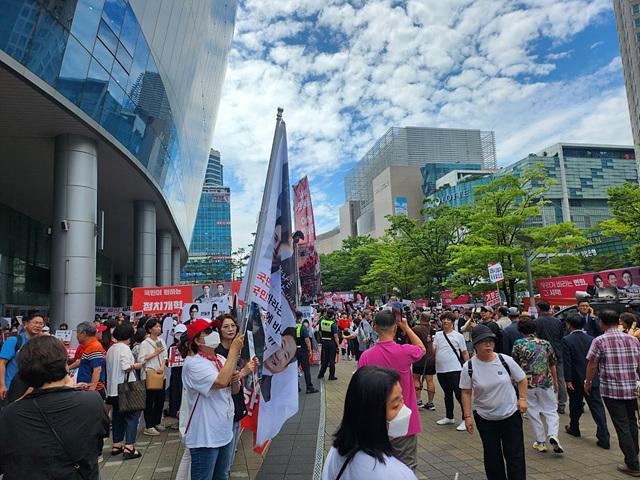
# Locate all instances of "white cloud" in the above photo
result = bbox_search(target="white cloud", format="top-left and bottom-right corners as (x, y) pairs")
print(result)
(213, 0), (629, 250)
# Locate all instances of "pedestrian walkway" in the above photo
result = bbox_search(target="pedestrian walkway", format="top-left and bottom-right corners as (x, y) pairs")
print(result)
(107, 359), (626, 479)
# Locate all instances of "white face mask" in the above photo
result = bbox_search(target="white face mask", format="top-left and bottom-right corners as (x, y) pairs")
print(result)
(202, 331), (220, 349)
(387, 404), (412, 438)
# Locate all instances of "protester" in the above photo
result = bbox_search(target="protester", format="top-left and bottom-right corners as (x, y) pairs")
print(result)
(496, 306), (511, 330)
(460, 310), (476, 353)
(318, 309), (340, 381)
(412, 313), (436, 410)
(0, 335), (109, 479)
(137, 318), (168, 436)
(75, 321), (107, 400)
(181, 318), (244, 480)
(434, 311), (469, 431)
(502, 307), (524, 355)
(106, 323), (144, 460)
(512, 318), (564, 454)
(0, 312), (44, 404)
(215, 314), (257, 467)
(358, 310), (425, 469)
(586, 309), (640, 477)
(561, 313), (610, 448)
(479, 306), (503, 353)
(322, 366), (417, 479)
(166, 323), (187, 419)
(460, 325), (528, 480)
(536, 300), (568, 414)
(100, 317), (116, 350)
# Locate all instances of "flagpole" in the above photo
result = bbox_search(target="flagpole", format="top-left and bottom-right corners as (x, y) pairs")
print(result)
(239, 107), (284, 334)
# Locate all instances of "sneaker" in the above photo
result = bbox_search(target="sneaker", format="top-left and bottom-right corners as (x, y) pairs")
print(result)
(532, 442), (547, 452)
(618, 464), (640, 477)
(143, 427), (160, 436)
(423, 402), (436, 411)
(436, 417), (456, 425)
(549, 436), (564, 454)
(98, 454), (104, 463)
(155, 424), (166, 432)
(456, 421), (466, 431)
(417, 399), (424, 407)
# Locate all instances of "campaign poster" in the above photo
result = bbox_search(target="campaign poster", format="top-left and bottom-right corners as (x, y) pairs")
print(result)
(131, 286), (193, 314)
(483, 289), (501, 307)
(536, 266), (640, 305)
(394, 196), (409, 216)
(293, 176), (317, 244)
(441, 290), (471, 307)
(298, 243), (321, 305)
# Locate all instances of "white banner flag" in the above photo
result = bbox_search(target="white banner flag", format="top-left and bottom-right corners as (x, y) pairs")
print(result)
(488, 262), (504, 283)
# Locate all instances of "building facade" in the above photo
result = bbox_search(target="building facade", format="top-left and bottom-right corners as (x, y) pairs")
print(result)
(0, 0), (237, 325)
(324, 126), (496, 243)
(429, 143), (638, 230)
(181, 149), (232, 283)
(614, 0), (640, 177)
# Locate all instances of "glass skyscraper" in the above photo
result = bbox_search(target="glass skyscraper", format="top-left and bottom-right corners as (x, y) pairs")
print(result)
(0, 0), (237, 325)
(181, 149), (232, 283)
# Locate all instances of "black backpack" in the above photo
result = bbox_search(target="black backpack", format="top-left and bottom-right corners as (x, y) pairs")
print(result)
(468, 353), (518, 396)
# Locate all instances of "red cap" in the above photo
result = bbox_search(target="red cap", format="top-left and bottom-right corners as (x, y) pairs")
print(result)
(186, 318), (212, 341)
(97, 325), (108, 333)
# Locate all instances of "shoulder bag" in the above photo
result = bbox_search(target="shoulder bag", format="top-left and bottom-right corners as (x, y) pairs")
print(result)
(144, 339), (165, 391)
(33, 397), (88, 480)
(117, 370), (146, 413)
(442, 331), (464, 367)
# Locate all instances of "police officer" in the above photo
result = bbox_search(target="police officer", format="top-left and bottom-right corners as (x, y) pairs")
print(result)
(295, 311), (319, 394)
(318, 308), (340, 381)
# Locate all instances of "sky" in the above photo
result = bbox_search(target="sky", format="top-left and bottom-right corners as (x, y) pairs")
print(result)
(212, 0), (633, 251)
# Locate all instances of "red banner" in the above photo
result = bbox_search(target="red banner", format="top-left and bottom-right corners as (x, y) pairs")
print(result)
(132, 282), (241, 315)
(293, 176), (316, 244)
(536, 266), (640, 305)
(441, 290), (470, 307)
(483, 289), (501, 307)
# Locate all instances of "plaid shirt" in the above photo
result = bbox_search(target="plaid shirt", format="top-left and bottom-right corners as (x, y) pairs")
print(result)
(587, 329), (640, 400)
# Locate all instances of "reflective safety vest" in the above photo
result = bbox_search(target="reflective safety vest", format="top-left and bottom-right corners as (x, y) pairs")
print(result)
(320, 319), (335, 340)
(295, 323), (304, 348)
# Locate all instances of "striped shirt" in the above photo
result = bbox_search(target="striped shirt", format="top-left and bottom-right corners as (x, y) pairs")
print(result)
(78, 338), (106, 391)
(587, 329), (640, 400)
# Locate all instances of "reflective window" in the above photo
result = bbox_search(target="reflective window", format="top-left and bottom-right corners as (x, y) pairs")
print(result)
(70, 0), (105, 48)
(25, 11), (67, 86)
(634, 4), (640, 15)
(102, 0), (126, 36)
(97, 19), (118, 53)
(56, 35), (91, 103)
(92, 37), (114, 71)
(119, 5), (139, 54)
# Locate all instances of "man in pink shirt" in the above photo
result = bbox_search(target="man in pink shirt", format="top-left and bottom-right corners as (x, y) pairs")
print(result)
(358, 309), (426, 470)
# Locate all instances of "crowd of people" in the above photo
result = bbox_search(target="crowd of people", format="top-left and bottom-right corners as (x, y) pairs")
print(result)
(0, 311), (256, 480)
(321, 298), (640, 479)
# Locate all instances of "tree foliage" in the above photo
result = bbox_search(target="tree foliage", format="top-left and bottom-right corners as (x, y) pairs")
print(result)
(600, 182), (640, 264)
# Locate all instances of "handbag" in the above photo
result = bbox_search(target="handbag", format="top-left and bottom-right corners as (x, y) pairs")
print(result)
(145, 368), (165, 391)
(33, 397), (88, 480)
(117, 370), (146, 413)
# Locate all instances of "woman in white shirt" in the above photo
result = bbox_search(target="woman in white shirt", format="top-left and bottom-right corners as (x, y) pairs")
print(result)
(322, 366), (417, 480)
(459, 324), (528, 480)
(137, 319), (168, 436)
(181, 318), (244, 480)
(105, 324), (144, 460)
(433, 312), (469, 431)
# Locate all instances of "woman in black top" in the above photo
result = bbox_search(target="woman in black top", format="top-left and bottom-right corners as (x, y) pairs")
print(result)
(0, 336), (109, 479)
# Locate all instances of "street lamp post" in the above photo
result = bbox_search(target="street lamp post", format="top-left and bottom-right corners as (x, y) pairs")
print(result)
(516, 234), (536, 309)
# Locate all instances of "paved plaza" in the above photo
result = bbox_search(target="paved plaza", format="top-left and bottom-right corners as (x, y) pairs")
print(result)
(104, 361), (629, 480)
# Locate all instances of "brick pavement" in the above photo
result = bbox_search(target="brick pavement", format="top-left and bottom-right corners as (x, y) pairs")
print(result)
(106, 359), (629, 480)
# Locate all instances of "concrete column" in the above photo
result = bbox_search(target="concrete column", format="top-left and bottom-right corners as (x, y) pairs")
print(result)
(171, 247), (181, 285)
(134, 201), (156, 287)
(156, 230), (172, 286)
(49, 134), (98, 329)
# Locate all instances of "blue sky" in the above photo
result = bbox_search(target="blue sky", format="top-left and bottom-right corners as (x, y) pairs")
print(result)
(212, 0), (633, 250)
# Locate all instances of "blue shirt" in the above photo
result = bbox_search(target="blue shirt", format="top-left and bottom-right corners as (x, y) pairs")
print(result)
(0, 333), (27, 388)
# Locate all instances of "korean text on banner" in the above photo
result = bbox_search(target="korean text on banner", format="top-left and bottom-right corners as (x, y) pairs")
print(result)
(293, 176), (316, 244)
(484, 290), (501, 307)
(131, 286), (193, 314)
(239, 114), (298, 447)
(488, 262), (504, 283)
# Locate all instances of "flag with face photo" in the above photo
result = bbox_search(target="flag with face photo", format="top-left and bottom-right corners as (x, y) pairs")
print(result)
(239, 113), (298, 447)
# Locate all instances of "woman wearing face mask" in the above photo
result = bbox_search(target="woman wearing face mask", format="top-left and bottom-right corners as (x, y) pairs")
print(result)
(181, 318), (244, 480)
(322, 366), (417, 480)
(459, 325), (528, 480)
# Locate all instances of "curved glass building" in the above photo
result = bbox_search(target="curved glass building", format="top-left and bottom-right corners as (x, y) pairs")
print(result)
(0, 0), (237, 326)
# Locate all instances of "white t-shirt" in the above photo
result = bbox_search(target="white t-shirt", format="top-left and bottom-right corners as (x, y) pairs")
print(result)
(105, 342), (136, 398)
(459, 354), (526, 421)
(434, 330), (467, 373)
(181, 354), (234, 449)
(137, 337), (168, 380)
(322, 447), (416, 480)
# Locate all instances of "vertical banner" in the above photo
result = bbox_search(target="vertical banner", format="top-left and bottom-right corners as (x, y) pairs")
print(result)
(293, 176), (321, 305)
(239, 113), (298, 448)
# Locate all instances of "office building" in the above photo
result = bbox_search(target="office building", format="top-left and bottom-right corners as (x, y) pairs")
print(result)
(614, 0), (640, 178)
(181, 149), (232, 283)
(317, 127), (497, 251)
(0, 1), (237, 325)
(429, 143), (638, 230)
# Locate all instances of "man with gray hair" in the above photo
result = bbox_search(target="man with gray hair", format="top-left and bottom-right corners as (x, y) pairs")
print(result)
(76, 321), (107, 397)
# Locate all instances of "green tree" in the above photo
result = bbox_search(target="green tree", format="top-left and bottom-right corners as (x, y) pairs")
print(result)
(447, 167), (587, 304)
(600, 182), (640, 264)
(319, 236), (378, 292)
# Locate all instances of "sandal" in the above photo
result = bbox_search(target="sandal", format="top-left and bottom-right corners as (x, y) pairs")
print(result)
(111, 446), (124, 455)
(123, 446), (142, 460)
